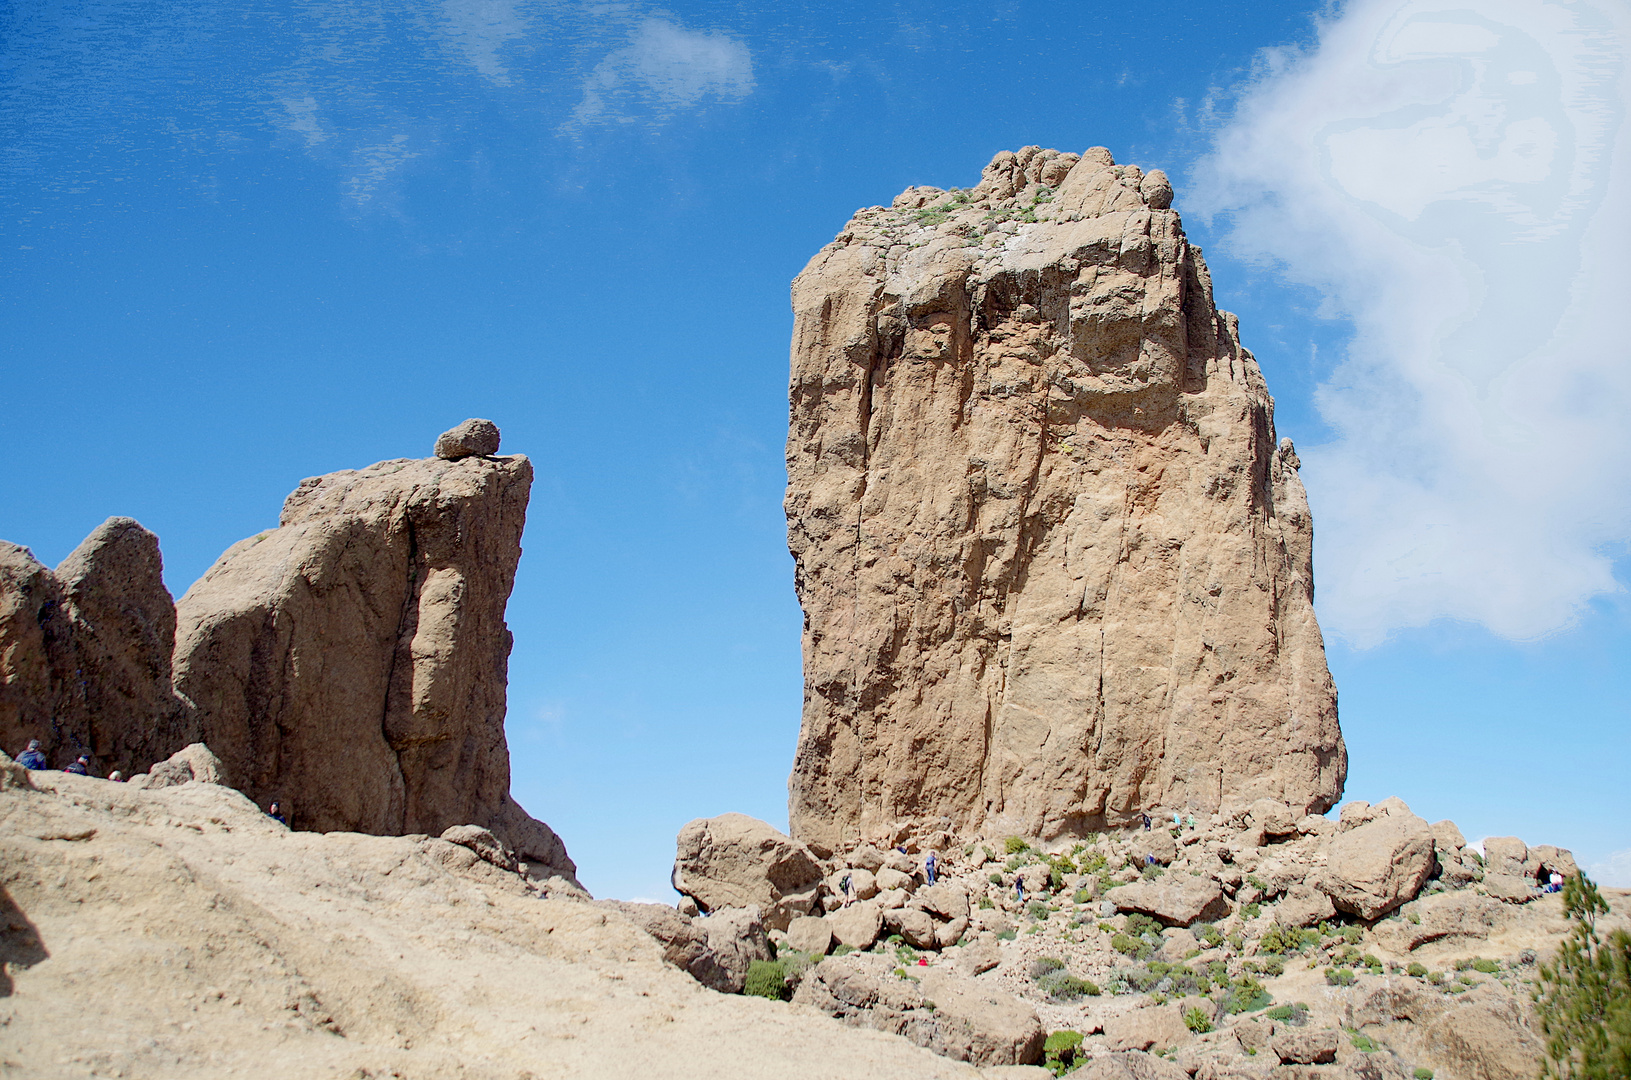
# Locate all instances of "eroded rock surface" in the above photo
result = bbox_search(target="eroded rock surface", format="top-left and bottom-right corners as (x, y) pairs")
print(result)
(169, 436), (572, 879)
(672, 813), (824, 930)
(785, 146), (1344, 851)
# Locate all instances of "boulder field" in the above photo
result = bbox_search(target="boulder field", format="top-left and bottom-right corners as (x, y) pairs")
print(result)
(666, 800), (1612, 1077)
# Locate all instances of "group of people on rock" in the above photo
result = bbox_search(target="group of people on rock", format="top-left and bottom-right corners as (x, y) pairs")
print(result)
(13, 739), (108, 779)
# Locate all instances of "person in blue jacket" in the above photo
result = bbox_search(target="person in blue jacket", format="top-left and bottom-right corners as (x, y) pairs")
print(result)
(16, 740), (46, 770)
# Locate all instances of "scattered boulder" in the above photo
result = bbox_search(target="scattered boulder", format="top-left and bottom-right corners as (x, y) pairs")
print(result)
(1104, 1004), (1193, 1053)
(433, 418), (501, 460)
(918, 968), (1046, 1066)
(827, 901), (883, 949)
(1230, 1016), (1274, 1053)
(913, 882), (970, 922)
(1483, 837), (1532, 878)
(439, 825), (518, 872)
(1106, 877), (1228, 927)
(1319, 809), (1435, 919)
(1338, 801), (1377, 833)
(672, 813), (824, 931)
(132, 743), (228, 790)
(957, 937), (1002, 976)
(785, 915), (832, 956)
(1275, 883), (1337, 929)
(1530, 845), (1578, 880)
(1270, 1028), (1338, 1065)
(1484, 873), (1537, 904)
(883, 906), (938, 949)
(696, 906), (774, 995)
(1431, 820), (1466, 853)
(1248, 799), (1297, 838)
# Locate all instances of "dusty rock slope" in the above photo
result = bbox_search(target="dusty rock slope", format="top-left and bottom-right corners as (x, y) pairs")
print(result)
(785, 146), (1344, 851)
(0, 765), (986, 1080)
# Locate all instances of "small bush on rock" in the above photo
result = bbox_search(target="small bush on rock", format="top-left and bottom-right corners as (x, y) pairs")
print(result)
(1038, 971), (1099, 1001)
(1326, 968), (1357, 987)
(1183, 1006), (1214, 1033)
(1044, 1030), (1084, 1076)
(1414, 1069), (1435, 1079)
(1196, 923), (1224, 949)
(1407, 962), (1428, 978)
(1005, 836), (1031, 854)
(1030, 956), (1066, 979)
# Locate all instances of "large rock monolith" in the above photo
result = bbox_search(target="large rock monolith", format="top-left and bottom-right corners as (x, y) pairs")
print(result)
(784, 146), (1346, 850)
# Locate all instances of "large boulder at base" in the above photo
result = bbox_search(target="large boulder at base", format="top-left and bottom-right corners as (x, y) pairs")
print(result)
(1106, 877), (1228, 927)
(1104, 1004), (1194, 1053)
(917, 969), (1046, 1066)
(0, 520), (189, 777)
(784, 147), (1345, 851)
(168, 444), (575, 882)
(1275, 883), (1336, 929)
(671, 813), (823, 931)
(827, 901), (883, 949)
(1270, 1028), (1338, 1065)
(1318, 808), (1435, 920)
(133, 743), (228, 789)
(1422, 985), (1543, 1080)
(696, 906), (774, 995)
(785, 915), (832, 956)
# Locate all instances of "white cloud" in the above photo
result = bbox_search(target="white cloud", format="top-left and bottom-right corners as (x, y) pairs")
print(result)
(1192, 0), (1631, 645)
(564, 16), (754, 131)
(439, 0), (529, 85)
(1587, 849), (1631, 888)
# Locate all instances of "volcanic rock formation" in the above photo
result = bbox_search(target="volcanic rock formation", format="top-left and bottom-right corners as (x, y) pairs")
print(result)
(784, 146), (1345, 852)
(0, 518), (188, 774)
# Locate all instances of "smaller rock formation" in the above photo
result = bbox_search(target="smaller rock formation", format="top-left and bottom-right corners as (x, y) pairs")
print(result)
(1318, 800), (1436, 919)
(434, 418), (502, 460)
(672, 813), (824, 931)
(0, 518), (187, 775)
(130, 743), (228, 790)
(1105, 877), (1228, 927)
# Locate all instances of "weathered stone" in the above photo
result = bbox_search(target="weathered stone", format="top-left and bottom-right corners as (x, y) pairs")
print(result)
(850, 845), (887, 873)
(1529, 845), (1578, 880)
(169, 449), (573, 880)
(1275, 883), (1336, 929)
(1104, 1004), (1193, 1052)
(1106, 876), (1228, 927)
(826, 900), (883, 949)
(1338, 802), (1376, 833)
(884, 906), (938, 948)
(875, 866), (915, 893)
(918, 968), (1046, 1066)
(439, 825), (518, 872)
(1484, 873), (1536, 904)
(0, 520), (188, 777)
(433, 418), (501, 460)
(935, 915), (970, 949)
(1372, 891), (1506, 953)
(1422, 985), (1543, 1080)
(598, 900), (718, 987)
(1230, 1016), (1274, 1052)
(672, 813), (823, 931)
(912, 882), (971, 922)
(1482, 837), (1531, 878)
(1319, 811), (1435, 920)
(786, 915), (833, 956)
(135, 743), (228, 790)
(1249, 799), (1297, 838)
(1430, 820), (1465, 853)
(697, 906), (774, 995)
(1270, 1028), (1338, 1065)
(784, 147), (1345, 851)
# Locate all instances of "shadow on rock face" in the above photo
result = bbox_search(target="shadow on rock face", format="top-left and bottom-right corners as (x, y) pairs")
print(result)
(0, 884), (48, 996)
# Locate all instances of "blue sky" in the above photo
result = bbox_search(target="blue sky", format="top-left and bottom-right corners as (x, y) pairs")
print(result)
(2, 0), (1627, 901)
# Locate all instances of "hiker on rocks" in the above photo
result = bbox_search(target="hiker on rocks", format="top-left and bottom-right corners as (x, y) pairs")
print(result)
(1172, 812), (1182, 829)
(1014, 877), (1025, 904)
(1548, 870), (1564, 893)
(16, 740), (46, 770)
(1187, 814), (1197, 830)
(925, 851), (938, 886)
(268, 801), (287, 825)
(65, 755), (90, 776)
(1141, 812), (1151, 831)
(840, 872), (854, 907)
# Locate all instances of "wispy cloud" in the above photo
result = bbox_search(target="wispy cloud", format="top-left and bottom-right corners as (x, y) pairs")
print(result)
(563, 16), (754, 132)
(439, 0), (530, 86)
(1587, 848), (1631, 888)
(1191, 0), (1631, 645)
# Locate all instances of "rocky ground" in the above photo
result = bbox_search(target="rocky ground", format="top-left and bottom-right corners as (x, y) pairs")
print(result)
(668, 804), (1627, 1079)
(0, 761), (999, 1080)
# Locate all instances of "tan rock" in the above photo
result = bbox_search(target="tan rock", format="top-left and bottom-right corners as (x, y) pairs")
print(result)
(786, 914), (833, 956)
(784, 147), (1345, 852)
(1319, 811), (1435, 919)
(672, 813), (824, 931)
(1372, 891), (1506, 952)
(135, 742), (228, 790)
(884, 905), (938, 948)
(1249, 799), (1297, 838)
(1107, 876), (1228, 926)
(846, 866), (879, 899)
(0, 519), (188, 776)
(1530, 845), (1578, 879)
(169, 446), (573, 879)
(433, 417), (501, 460)
(850, 844), (887, 873)
(827, 899), (883, 949)
(918, 968), (1046, 1066)
(1104, 1004), (1193, 1052)
(1338, 801), (1377, 833)
(1230, 1016), (1274, 1052)
(1483, 837), (1532, 878)
(438, 824), (518, 872)
(876, 866), (916, 893)
(1431, 820), (1466, 853)
(1275, 883), (1336, 929)
(914, 881), (972, 922)
(1423, 985), (1543, 1080)
(1269, 1028), (1338, 1065)
(697, 906), (774, 994)
(1484, 873), (1537, 904)
(958, 937), (1003, 975)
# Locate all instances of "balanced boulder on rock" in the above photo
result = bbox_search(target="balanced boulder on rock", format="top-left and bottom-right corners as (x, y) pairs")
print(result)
(1318, 802), (1435, 919)
(671, 813), (823, 931)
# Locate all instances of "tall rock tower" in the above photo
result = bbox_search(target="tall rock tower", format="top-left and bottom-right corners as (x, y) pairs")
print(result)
(784, 147), (1345, 853)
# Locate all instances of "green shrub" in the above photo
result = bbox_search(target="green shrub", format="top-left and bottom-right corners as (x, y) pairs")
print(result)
(1183, 1006), (1214, 1034)
(1414, 1069), (1435, 1079)
(1407, 962), (1428, 978)
(1111, 932), (1147, 958)
(1141, 864), (1166, 881)
(1216, 975), (1273, 1015)
(1241, 901), (1262, 920)
(1043, 1030), (1084, 1076)
(833, 943), (855, 956)
(744, 959), (788, 1000)
(1027, 900), (1051, 921)
(1038, 971), (1099, 1001)
(1259, 956), (1285, 977)
(996, 928), (1017, 941)
(978, 897), (993, 909)
(1259, 924), (1296, 955)
(1341, 924), (1364, 946)
(1351, 1031), (1378, 1053)
(1126, 913), (1162, 937)
(1030, 956), (1066, 979)
(1428, 971), (1444, 985)
(989, 872), (1004, 885)
(1472, 957), (1501, 974)
(1246, 875), (1267, 890)
(1534, 876), (1631, 1079)
(1266, 1004), (1304, 1023)
(1080, 852), (1108, 875)
(1326, 968), (1356, 987)
(1005, 836), (1031, 854)
(1196, 923), (1224, 949)
(1073, 888), (1093, 905)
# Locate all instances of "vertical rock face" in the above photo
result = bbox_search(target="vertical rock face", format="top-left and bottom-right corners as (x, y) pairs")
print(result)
(0, 518), (185, 772)
(170, 449), (569, 874)
(784, 146), (1345, 852)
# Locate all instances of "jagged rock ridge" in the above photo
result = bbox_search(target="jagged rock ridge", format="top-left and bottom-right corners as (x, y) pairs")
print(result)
(784, 146), (1346, 852)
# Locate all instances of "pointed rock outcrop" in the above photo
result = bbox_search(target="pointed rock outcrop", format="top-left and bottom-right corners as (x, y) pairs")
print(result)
(784, 147), (1345, 852)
